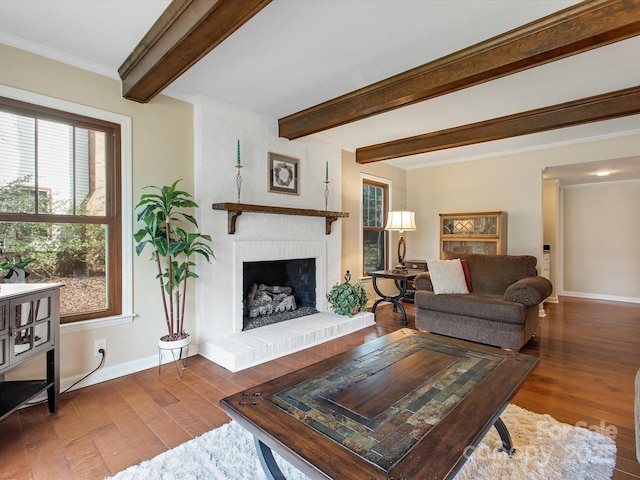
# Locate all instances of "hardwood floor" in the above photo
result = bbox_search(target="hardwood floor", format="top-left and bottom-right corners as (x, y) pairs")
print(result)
(0, 297), (638, 479)
(516, 297), (640, 479)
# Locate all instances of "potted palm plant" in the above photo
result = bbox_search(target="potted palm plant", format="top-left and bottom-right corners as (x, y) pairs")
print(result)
(0, 255), (36, 283)
(134, 180), (214, 369)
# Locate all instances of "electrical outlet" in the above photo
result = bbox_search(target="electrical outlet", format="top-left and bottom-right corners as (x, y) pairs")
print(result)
(95, 339), (107, 357)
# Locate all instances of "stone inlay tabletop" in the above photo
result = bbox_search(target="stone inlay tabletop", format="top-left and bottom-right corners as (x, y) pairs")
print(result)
(269, 335), (504, 469)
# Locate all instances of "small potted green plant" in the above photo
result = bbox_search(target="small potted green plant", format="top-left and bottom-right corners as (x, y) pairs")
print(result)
(134, 180), (214, 370)
(327, 271), (368, 316)
(0, 255), (36, 283)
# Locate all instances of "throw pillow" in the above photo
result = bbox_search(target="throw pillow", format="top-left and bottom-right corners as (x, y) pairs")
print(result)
(460, 258), (473, 292)
(427, 259), (469, 295)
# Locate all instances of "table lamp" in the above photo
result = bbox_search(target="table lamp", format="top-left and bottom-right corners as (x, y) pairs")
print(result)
(385, 207), (417, 273)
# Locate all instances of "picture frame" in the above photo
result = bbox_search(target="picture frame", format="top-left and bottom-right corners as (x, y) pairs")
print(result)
(268, 152), (299, 195)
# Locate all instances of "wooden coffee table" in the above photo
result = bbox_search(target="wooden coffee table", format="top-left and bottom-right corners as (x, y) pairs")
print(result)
(220, 329), (538, 480)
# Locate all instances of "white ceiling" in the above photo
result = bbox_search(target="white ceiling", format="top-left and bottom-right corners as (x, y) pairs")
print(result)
(1, 0), (639, 184)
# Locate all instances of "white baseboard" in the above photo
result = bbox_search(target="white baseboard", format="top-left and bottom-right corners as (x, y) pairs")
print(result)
(561, 291), (640, 304)
(24, 346), (201, 406)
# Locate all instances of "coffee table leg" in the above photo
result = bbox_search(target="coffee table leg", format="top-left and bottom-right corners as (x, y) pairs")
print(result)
(255, 437), (287, 480)
(493, 417), (516, 456)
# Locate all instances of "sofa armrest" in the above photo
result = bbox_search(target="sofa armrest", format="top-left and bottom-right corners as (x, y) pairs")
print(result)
(504, 276), (553, 307)
(413, 272), (434, 291)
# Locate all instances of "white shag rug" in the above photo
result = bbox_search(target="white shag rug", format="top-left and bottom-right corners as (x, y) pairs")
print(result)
(107, 404), (616, 480)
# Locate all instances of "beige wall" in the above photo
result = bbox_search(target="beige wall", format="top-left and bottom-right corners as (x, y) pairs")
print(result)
(341, 150), (407, 302)
(344, 133), (640, 305)
(405, 134), (640, 302)
(563, 181), (640, 300)
(407, 154), (545, 262)
(1, 44), (195, 385)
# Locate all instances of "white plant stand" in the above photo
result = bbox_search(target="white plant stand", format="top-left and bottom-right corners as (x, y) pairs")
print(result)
(158, 335), (190, 378)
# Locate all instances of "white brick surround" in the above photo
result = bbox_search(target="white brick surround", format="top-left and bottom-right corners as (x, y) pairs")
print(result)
(193, 96), (372, 371)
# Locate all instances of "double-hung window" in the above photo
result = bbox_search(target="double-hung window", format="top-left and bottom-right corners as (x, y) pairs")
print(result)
(0, 96), (122, 323)
(362, 179), (388, 276)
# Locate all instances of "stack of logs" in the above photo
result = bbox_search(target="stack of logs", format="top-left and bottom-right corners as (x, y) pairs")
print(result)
(247, 284), (297, 318)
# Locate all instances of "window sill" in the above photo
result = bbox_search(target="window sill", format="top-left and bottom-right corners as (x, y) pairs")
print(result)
(60, 313), (136, 334)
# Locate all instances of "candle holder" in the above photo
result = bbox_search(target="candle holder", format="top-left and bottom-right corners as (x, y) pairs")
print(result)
(235, 139), (243, 202)
(324, 180), (330, 210)
(235, 163), (243, 202)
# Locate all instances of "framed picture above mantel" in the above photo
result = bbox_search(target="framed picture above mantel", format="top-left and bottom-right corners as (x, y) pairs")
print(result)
(268, 152), (299, 195)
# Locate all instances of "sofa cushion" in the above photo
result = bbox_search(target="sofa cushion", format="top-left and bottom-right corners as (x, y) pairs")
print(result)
(414, 291), (527, 325)
(427, 259), (469, 295)
(442, 252), (538, 295)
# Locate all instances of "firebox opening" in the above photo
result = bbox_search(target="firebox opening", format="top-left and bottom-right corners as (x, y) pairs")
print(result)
(243, 258), (317, 330)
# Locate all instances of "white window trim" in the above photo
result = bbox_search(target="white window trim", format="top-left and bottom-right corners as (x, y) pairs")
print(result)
(361, 173), (392, 280)
(0, 85), (134, 332)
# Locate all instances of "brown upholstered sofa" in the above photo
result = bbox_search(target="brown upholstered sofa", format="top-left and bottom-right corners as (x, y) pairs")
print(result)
(413, 253), (552, 350)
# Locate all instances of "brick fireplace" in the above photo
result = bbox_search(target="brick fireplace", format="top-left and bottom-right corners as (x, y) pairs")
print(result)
(193, 99), (374, 372)
(243, 257), (317, 330)
(198, 238), (374, 372)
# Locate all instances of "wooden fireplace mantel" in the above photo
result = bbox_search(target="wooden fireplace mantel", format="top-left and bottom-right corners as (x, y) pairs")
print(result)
(212, 202), (349, 235)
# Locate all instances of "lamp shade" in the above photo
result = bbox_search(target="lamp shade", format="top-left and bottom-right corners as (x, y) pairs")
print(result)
(385, 210), (417, 232)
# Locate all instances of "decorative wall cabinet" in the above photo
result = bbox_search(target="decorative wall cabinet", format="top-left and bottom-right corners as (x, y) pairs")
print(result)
(440, 211), (507, 258)
(0, 283), (61, 421)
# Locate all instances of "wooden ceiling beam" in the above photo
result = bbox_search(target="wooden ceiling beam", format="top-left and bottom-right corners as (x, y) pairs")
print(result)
(355, 86), (640, 164)
(119, 0), (271, 103)
(279, 0), (640, 140)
